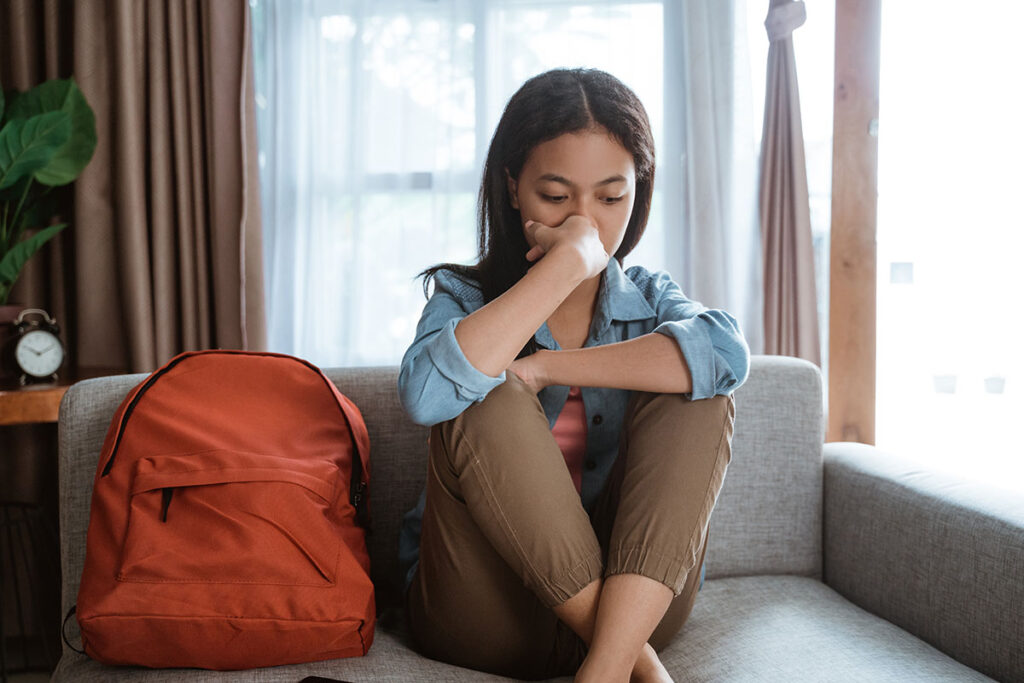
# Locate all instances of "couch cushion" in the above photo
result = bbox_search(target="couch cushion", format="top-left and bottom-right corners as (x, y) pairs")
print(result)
(52, 624), (517, 682)
(702, 355), (824, 580)
(53, 576), (993, 682)
(57, 356), (826, 620)
(660, 575), (994, 682)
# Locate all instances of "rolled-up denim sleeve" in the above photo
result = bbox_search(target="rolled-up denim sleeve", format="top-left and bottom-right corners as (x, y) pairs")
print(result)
(398, 274), (506, 426)
(648, 271), (750, 400)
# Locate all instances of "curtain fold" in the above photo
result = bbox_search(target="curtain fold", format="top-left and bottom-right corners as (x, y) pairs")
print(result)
(673, 0), (765, 355)
(0, 0), (266, 375)
(759, 0), (820, 365)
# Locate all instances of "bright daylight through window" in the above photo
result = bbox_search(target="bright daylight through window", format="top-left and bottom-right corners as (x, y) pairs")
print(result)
(876, 1), (1024, 493)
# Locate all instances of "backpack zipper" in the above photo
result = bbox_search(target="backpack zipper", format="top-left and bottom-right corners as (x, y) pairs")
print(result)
(100, 352), (370, 528)
(100, 354), (190, 477)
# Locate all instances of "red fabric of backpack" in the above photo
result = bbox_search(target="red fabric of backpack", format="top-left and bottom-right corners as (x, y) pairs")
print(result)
(74, 350), (374, 669)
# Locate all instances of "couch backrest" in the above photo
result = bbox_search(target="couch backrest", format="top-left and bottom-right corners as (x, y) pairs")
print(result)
(713, 356), (824, 579)
(58, 355), (823, 615)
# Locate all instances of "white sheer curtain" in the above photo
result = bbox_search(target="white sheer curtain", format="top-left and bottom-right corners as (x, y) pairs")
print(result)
(252, 0), (479, 366)
(252, 0), (764, 367)
(666, 0), (765, 355)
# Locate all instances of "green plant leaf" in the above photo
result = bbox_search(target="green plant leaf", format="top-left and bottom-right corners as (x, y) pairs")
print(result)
(7, 79), (96, 186)
(0, 111), (71, 190)
(0, 175), (29, 204)
(0, 87), (5, 124)
(0, 222), (67, 286)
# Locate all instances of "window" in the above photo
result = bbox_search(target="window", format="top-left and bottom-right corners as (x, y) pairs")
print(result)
(251, 1), (667, 367)
(876, 1), (1024, 492)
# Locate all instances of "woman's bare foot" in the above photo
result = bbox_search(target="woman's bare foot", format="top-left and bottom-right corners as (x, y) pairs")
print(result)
(630, 643), (674, 683)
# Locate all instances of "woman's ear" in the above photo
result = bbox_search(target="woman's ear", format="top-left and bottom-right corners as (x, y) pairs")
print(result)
(505, 168), (520, 209)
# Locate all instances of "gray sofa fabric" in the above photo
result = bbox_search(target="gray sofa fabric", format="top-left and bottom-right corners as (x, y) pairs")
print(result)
(52, 355), (1016, 681)
(53, 576), (993, 683)
(824, 442), (1024, 682)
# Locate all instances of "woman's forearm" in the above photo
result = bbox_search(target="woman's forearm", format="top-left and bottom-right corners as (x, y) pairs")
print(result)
(455, 247), (589, 378)
(539, 332), (694, 394)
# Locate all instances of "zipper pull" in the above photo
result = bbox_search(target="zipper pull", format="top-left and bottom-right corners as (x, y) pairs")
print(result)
(352, 481), (365, 508)
(353, 481), (368, 528)
(160, 488), (174, 522)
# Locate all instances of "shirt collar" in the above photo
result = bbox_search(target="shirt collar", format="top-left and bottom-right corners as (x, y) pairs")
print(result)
(594, 258), (656, 332)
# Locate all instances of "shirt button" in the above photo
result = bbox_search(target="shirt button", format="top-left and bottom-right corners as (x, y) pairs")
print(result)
(592, 414), (603, 425)
(585, 459), (597, 471)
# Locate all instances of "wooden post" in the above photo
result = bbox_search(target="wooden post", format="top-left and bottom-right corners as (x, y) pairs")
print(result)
(828, 0), (881, 443)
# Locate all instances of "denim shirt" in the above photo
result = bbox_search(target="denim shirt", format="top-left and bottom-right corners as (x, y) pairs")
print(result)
(397, 257), (751, 595)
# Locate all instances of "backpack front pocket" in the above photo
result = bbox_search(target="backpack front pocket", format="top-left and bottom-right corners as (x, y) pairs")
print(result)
(118, 451), (341, 586)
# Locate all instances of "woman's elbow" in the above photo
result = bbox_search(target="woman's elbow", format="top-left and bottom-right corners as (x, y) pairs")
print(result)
(401, 398), (439, 427)
(398, 374), (465, 427)
(398, 367), (437, 426)
(699, 310), (749, 390)
(719, 337), (751, 392)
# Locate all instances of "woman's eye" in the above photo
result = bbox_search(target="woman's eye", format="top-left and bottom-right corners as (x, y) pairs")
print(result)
(541, 194), (567, 203)
(602, 196), (625, 204)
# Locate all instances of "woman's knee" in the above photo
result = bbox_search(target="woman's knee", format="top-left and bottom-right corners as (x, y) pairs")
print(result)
(435, 372), (548, 460)
(625, 392), (736, 460)
(450, 372), (543, 430)
(628, 390), (734, 424)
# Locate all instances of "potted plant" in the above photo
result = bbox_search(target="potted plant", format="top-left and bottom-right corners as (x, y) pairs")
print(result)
(0, 77), (97, 320)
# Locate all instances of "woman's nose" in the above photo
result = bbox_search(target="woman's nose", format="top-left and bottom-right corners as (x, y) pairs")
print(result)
(568, 197), (595, 224)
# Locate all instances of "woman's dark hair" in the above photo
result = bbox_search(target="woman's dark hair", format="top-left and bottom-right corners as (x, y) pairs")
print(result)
(417, 68), (656, 356)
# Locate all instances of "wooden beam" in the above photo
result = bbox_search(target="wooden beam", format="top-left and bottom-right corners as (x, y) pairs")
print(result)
(828, 0), (880, 443)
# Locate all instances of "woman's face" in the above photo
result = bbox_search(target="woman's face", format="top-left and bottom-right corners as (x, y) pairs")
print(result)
(507, 127), (636, 259)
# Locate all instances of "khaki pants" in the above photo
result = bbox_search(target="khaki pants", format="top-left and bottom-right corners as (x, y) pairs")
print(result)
(407, 372), (736, 679)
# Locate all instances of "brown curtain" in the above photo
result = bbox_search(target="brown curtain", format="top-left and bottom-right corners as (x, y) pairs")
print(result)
(759, 0), (821, 366)
(0, 0), (266, 376)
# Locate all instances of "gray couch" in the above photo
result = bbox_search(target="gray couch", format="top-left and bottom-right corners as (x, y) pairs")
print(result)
(53, 355), (1023, 682)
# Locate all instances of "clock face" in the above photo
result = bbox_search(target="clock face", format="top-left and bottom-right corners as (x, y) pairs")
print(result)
(14, 329), (65, 378)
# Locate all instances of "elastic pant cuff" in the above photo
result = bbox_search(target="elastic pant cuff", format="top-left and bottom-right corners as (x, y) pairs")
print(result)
(605, 546), (691, 596)
(538, 551), (605, 609)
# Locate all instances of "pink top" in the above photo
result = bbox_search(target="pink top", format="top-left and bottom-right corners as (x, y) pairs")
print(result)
(551, 386), (588, 494)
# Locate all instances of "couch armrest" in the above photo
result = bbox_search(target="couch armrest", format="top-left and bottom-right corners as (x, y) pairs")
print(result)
(823, 442), (1023, 682)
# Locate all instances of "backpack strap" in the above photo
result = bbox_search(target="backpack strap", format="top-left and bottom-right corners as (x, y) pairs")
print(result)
(293, 356), (372, 529)
(62, 606), (85, 655)
(334, 391), (372, 530)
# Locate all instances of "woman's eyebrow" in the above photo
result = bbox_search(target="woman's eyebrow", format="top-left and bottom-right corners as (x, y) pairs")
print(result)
(537, 173), (628, 188)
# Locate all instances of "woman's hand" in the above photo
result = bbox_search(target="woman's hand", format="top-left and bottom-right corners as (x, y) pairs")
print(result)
(524, 216), (609, 281)
(507, 352), (550, 394)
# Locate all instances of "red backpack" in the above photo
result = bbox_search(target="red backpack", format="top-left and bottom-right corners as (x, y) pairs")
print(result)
(73, 350), (374, 669)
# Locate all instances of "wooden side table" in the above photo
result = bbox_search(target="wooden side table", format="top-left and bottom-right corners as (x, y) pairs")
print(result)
(0, 368), (124, 426)
(0, 384), (70, 426)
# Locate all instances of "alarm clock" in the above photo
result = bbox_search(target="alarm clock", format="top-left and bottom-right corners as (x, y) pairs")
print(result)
(2, 308), (66, 386)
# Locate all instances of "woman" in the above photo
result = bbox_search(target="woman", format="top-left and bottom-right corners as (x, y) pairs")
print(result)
(397, 68), (749, 682)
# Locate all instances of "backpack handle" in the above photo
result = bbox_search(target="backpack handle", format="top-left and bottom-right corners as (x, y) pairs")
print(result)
(62, 606), (86, 655)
